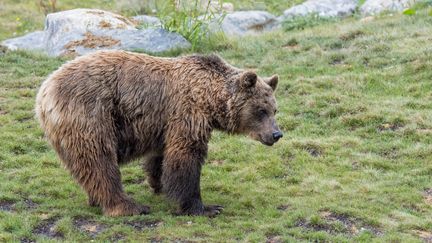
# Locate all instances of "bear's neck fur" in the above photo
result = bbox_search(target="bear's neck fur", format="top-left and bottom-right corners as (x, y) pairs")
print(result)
(172, 54), (244, 134)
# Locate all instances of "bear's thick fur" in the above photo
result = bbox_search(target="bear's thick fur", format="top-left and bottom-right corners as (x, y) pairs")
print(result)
(36, 50), (282, 217)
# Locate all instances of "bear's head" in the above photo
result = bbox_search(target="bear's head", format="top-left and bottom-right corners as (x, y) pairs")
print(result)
(229, 71), (283, 146)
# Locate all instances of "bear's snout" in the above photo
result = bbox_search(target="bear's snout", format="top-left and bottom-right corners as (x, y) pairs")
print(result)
(272, 131), (283, 142)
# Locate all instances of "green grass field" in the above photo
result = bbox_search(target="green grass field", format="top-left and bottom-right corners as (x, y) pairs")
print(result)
(1, 1), (432, 242)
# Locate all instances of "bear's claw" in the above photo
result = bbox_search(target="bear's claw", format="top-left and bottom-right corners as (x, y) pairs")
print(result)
(176, 204), (224, 217)
(103, 200), (150, 217)
(203, 205), (224, 217)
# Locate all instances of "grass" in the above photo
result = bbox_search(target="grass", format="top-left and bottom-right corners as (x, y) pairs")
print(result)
(1, 1), (432, 242)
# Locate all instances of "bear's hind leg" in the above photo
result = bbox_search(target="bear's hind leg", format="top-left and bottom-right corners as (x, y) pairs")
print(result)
(58, 138), (150, 217)
(143, 155), (163, 194)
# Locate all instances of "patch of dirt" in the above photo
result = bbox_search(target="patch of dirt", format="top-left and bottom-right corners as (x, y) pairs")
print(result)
(20, 238), (35, 243)
(33, 217), (64, 239)
(293, 142), (323, 157)
(306, 147), (322, 157)
(74, 217), (107, 237)
(322, 211), (381, 236)
(296, 211), (382, 236)
(0, 200), (15, 211)
(266, 235), (283, 243)
(150, 236), (164, 243)
(126, 219), (162, 231)
(379, 147), (399, 160)
(10, 145), (26, 155)
(209, 159), (225, 166)
(109, 233), (126, 242)
(424, 188), (432, 205)
(16, 115), (33, 123)
(276, 204), (290, 211)
(0, 109), (7, 115)
(340, 30), (365, 41)
(24, 198), (38, 210)
(330, 59), (344, 65)
(63, 32), (120, 56)
(412, 230), (432, 242)
(378, 122), (404, 131)
(99, 20), (113, 29)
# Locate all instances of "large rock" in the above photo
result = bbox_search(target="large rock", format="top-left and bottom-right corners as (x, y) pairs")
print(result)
(215, 11), (279, 36)
(60, 29), (191, 56)
(1, 8), (191, 56)
(281, 0), (358, 19)
(44, 9), (136, 55)
(132, 15), (162, 27)
(360, 0), (418, 16)
(1, 31), (46, 52)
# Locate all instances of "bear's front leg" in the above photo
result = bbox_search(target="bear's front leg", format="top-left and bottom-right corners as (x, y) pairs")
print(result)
(161, 140), (223, 217)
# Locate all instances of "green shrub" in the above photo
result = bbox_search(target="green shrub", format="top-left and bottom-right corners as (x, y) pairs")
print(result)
(155, 0), (226, 51)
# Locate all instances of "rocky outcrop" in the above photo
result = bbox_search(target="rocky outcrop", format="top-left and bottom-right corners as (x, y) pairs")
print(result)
(360, 0), (418, 16)
(1, 9), (191, 57)
(213, 11), (279, 36)
(280, 0), (358, 19)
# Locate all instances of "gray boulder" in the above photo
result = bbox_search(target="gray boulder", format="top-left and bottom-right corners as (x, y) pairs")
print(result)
(1, 8), (191, 56)
(215, 11), (279, 36)
(59, 29), (191, 56)
(44, 8), (135, 56)
(360, 0), (418, 16)
(132, 15), (162, 27)
(1, 31), (46, 52)
(281, 0), (358, 19)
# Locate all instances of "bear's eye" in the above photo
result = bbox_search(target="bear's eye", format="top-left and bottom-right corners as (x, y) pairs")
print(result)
(257, 109), (267, 118)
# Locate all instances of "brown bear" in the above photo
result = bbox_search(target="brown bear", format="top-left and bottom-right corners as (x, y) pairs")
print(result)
(35, 50), (282, 217)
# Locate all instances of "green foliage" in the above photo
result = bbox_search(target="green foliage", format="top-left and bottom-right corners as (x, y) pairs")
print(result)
(155, 0), (226, 51)
(403, 8), (416, 15)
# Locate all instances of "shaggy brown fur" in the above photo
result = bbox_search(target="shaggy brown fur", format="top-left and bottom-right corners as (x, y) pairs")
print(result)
(35, 50), (282, 217)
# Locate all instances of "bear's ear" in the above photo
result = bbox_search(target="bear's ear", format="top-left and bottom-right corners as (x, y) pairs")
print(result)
(265, 75), (278, 91)
(240, 71), (257, 89)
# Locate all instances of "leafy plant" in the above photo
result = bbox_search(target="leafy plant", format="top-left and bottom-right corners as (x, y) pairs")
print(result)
(155, 0), (226, 51)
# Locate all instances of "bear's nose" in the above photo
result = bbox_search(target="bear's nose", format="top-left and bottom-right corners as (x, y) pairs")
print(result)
(272, 131), (283, 141)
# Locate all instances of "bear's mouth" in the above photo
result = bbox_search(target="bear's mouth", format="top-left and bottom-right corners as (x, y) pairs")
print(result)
(250, 133), (274, 146)
(256, 134), (275, 146)
(260, 139), (274, 146)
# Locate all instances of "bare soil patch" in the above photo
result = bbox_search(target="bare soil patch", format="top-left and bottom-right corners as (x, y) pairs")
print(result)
(266, 234), (283, 243)
(276, 204), (290, 211)
(125, 219), (163, 231)
(296, 211), (382, 236)
(74, 217), (107, 237)
(412, 230), (432, 242)
(0, 200), (14, 211)
(32, 217), (64, 239)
